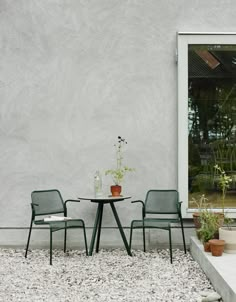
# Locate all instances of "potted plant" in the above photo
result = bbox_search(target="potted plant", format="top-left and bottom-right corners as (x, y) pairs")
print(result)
(105, 136), (134, 196)
(197, 206), (220, 252)
(214, 165), (236, 253)
(191, 194), (209, 238)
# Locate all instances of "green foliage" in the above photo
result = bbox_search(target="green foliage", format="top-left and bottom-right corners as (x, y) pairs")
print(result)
(191, 173), (214, 193)
(214, 164), (232, 214)
(105, 166), (134, 186)
(105, 136), (134, 185)
(188, 136), (201, 169)
(224, 216), (234, 230)
(197, 210), (219, 243)
(192, 195), (220, 243)
(188, 165), (201, 178)
(191, 194), (209, 209)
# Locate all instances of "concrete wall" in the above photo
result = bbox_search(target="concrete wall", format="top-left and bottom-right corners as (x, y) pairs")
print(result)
(1, 0), (236, 248)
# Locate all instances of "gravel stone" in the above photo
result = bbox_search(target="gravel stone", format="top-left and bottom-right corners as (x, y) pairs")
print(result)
(0, 248), (217, 302)
(201, 292), (222, 301)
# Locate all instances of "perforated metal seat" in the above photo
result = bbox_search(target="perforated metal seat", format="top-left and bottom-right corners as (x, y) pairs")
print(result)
(129, 190), (186, 263)
(25, 189), (88, 265)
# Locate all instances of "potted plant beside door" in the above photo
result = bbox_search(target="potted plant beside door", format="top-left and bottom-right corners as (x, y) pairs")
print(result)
(197, 206), (220, 252)
(105, 136), (134, 196)
(191, 194), (209, 238)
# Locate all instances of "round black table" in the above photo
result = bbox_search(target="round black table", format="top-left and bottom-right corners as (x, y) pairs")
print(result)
(78, 196), (132, 256)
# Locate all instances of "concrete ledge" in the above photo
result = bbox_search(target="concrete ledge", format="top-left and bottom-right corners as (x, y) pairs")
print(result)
(190, 236), (236, 302)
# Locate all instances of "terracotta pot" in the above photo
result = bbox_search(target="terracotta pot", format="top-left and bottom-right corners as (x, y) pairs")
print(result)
(110, 185), (122, 197)
(209, 239), (225, 256)
(203, 241), (211, 253)
(219, 227), (236, 254)
(203, 241), (211, 252)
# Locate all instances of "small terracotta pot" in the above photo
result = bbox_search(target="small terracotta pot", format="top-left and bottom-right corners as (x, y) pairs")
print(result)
(203, 241), (211, 252)
(110, 185), (122, 197)
(209, 239), (225, 256)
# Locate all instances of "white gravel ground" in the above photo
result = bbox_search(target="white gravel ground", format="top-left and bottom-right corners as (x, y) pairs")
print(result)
(0, 248), (216, 302)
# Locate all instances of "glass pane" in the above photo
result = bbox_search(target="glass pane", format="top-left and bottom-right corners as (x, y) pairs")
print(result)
(188, 44), (236, 208)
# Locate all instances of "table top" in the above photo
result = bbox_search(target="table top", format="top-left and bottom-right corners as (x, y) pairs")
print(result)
(78, 196), (131, 202)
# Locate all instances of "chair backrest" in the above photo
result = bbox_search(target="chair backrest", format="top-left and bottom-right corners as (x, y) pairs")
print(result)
(31, 189), (65, 216)
(145, 190), (179, 214)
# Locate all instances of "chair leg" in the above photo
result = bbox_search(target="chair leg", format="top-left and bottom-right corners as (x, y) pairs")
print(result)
(142, 223), (146, 252)
(89, 204), (101, 256)
(25, 218), (33, 258)
(50, 229), (53, 265)
(180, 220), (187, 254)
(96, 203), (103, 253)
(110, 202), (132, 256)
(129, 224), (133, 250)
(169, 228), (172, 264)
(83, 226), (88, 256)
(64, 228), (67, 253)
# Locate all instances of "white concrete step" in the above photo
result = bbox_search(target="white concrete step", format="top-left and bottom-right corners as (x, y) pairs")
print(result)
(190, 236), (236, 302)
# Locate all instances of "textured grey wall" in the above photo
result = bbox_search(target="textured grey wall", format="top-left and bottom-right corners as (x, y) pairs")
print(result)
(1, 0), (236, 247)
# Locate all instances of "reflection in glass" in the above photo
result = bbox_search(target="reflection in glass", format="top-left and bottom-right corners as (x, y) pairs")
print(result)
(188, 44), (236, 208)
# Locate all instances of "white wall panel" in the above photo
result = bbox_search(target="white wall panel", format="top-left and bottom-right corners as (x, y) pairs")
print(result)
(1, 0), (236, 246)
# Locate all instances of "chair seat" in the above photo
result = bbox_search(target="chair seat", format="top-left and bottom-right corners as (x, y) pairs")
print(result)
(35, 219), (85, 231)
(34, 219), (50, 225)
(131, 218), (180, 229)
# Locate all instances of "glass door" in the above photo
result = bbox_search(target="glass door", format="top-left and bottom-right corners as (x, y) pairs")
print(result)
(178, 33), (236, 216)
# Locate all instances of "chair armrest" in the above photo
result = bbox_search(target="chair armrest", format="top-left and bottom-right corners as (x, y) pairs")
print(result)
(131, 200), (145, 207)
(131, 200), (145, 218)
(64, 199), (81, 217)
(31, 203), (39, 210)
(177, 201), (183, 214)
(65, 199), (80, 205)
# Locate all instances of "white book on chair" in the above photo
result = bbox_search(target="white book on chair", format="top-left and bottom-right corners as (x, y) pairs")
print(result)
(44, 215), (72, 222)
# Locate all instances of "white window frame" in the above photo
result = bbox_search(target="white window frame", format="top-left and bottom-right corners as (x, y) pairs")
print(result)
(177, 32), (236, 218)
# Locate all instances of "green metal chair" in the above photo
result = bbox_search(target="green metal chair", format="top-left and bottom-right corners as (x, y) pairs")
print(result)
(129, 190), (186, 263)
(25, 189), (88, 265)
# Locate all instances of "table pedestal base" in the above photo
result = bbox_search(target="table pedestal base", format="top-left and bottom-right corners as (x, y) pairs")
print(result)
(89, 202), (132, 256)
